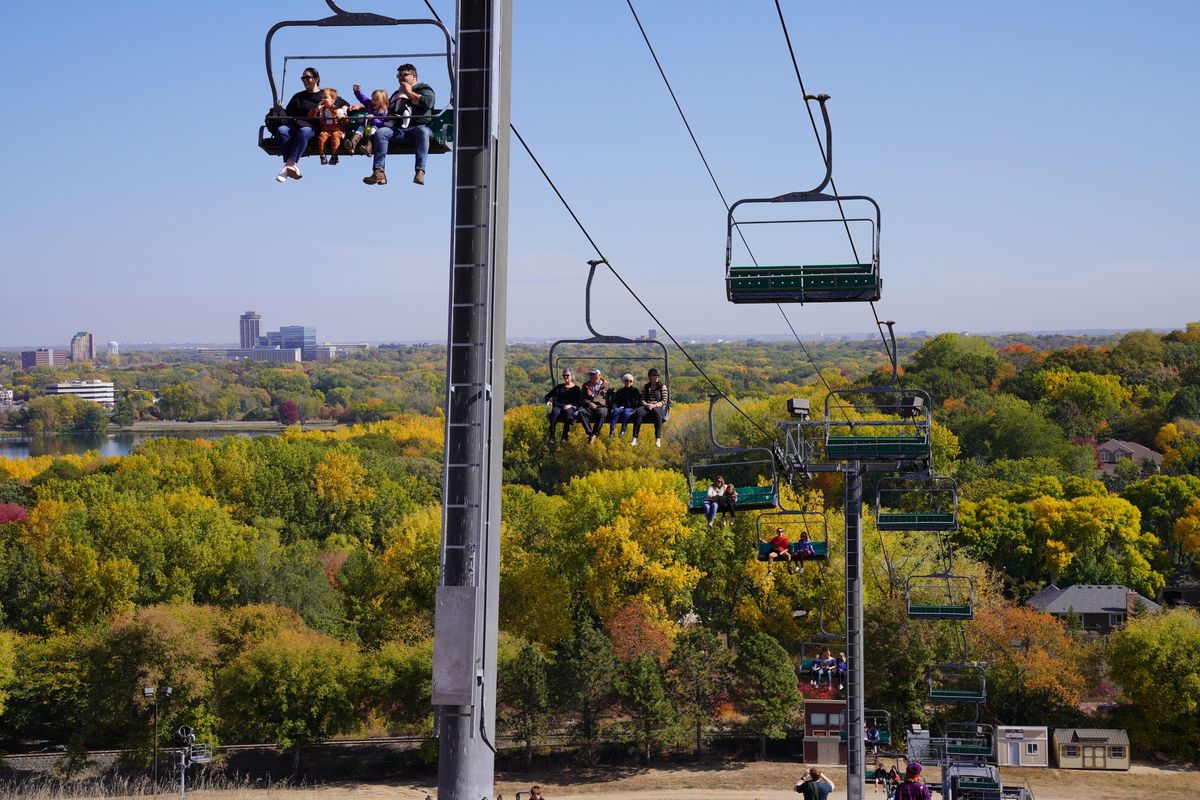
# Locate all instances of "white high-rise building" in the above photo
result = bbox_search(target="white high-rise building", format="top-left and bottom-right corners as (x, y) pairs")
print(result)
(108, 341), (119, 355)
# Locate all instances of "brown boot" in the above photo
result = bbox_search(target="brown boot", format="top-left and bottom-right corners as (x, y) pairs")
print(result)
(361, 139), (373, 155)
(345, 131), (362, 153)
(413, 168), (425, 186)
(362, 169), (387, 186)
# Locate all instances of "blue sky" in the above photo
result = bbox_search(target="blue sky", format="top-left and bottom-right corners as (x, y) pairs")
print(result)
(2, 1), (1197, 347)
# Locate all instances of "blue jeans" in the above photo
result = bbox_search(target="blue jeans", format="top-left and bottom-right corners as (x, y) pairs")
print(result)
(608, 406), (635, 434)
(276, 123), (314, 164)
(372, 124), (432, 173)
(702, 499), (719, 523)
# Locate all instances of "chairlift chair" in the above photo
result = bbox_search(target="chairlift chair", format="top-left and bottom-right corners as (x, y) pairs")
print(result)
(943, 722), (995, 759)
(547, 259), (670, 420)
(823, 386), (933, 463)
(906, 538), (975, 620)
(725, 94), (881, 304)
(685, 395), (779, 513)
(259, 2), (456, 159)
(755, 509), (830, 564)
(876, 475), (959, 531)
(839, 708), (894, 750)
(927, 663), (987, 704)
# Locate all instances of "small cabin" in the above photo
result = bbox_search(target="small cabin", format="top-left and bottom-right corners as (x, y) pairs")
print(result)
(996, 726), (1049, 768)
(802, 698), (847, 765)
(1052, 728), (1130, 771)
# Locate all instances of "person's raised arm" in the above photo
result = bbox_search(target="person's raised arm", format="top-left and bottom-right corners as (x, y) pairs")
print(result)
(353, 84), (371, 107)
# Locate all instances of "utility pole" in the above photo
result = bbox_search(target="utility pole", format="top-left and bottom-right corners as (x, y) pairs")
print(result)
(432, 0), (511, 798)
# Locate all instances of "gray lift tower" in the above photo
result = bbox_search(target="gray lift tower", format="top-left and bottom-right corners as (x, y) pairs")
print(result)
(431, 0), (512, 798)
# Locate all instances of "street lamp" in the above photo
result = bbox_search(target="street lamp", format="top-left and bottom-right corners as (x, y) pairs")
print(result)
(144, 685), (172, 792)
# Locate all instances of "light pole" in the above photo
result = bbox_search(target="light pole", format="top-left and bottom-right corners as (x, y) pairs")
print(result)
(143, 685), (172, 792)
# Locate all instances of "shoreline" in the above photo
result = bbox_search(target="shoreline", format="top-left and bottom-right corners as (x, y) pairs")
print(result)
(0, 420), (340, 438)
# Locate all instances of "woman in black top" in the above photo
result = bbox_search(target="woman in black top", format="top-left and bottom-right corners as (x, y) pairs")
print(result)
(544, 369), (583, 442)
(273, 67), (350, 183)
(631, 367), (668, 447)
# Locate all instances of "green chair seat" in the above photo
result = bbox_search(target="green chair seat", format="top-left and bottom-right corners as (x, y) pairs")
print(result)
(947, 744), (992, 755)
(259, 108), (454, 157)
(957, 779), (1000, 789)
(877, 512), (957, 531)
(727, 263), (880, 304)
(908, 604), (973, 620)
(826, 435), (929, 460)
(756, 540), (829, 561)
(689, 486), (777, 512)
(930, 688), (985, 702)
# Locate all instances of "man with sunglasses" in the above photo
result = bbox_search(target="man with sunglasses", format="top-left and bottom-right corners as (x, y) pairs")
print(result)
(274, 67), (349, 182)
(363, 63), (436, 187)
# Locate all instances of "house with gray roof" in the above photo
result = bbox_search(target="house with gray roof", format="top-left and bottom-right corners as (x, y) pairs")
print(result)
(1027, 583), (1160, 634)
(1094, 438), (1163, 475)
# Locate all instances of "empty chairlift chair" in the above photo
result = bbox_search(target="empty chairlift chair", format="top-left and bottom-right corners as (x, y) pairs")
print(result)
(259, 4), (456, 159)
(823, 386), (933, 464)
(686, 395), (779, 514)
(928, 662), (987, 704)
(725, 94), (881, 305)
(876, 475), (959, 531)
(944, 722), (995, 760)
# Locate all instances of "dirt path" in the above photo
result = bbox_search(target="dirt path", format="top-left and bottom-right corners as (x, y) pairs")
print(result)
(172, 761), (1199, 800)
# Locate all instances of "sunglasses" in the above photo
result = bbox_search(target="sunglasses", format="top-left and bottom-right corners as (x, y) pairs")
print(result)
(302, 74), (317, 81)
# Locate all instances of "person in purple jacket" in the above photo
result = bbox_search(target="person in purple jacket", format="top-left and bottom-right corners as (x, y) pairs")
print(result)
(348, 85), (390, 155)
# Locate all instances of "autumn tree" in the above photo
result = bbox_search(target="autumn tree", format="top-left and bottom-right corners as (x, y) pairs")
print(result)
(617, 654), (678, 762)
(215, 628), (361, 776)
(498, 642), (551, 768)
(969, 604), (1086, 724)
(554, 618), (618, 765)
(735, 632), (802, 758)
(667, 625), (735, 755)
(0, 630), (15, 717)
(1108, 608), (1200, 757)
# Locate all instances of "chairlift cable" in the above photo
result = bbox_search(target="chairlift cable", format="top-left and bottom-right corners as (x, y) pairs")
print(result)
(772, 0), (896, 368)
(625, 0), (851, 419)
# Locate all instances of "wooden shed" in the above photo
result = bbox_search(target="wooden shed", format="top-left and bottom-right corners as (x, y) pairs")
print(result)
(996, 726), (1049, 767)
(1052, 728), (1130, 770)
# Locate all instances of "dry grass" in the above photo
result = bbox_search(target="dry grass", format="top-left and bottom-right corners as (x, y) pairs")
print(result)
(3, 761), (1197, 800)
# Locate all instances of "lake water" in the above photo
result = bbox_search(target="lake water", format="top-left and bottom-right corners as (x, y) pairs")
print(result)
(0, 430), (278, 459)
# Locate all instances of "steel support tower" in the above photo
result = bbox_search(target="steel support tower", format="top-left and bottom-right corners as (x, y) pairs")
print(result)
(844, 464), (866, 800)
(432, 1), (512, 797)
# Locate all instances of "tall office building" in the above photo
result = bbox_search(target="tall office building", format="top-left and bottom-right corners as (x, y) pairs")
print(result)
(108, 341), (119, 355)
(21, 348), (59, 369)
(239, 311), (262, 349)
(262, 325), (317, 360)
(70, 331), (95, 362)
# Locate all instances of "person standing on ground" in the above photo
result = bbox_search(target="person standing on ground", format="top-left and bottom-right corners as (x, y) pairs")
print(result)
(794, 766), (835, 799)
(363, 63), (435, 186)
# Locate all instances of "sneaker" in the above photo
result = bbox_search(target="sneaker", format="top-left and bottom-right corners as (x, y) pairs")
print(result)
(618, 429), (626, 437)
(655, 438), (662, 447)
(414, 169), (426, 185)
(330, 154), (339, 165)
(630, 437), (638, 446)
(319, 154), (329, 165)
(285, 163), (302, 180)
(588, 435), (596, 445)
(275, 167), (288, 183)
(363, 169), (387, 185)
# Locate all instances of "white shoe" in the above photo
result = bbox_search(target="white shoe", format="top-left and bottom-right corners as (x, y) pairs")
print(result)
(275, 167), (288, 183)
(630, 437), (638, 446)
(655, 438), (661, 447)
(285, 163), (302, 180)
